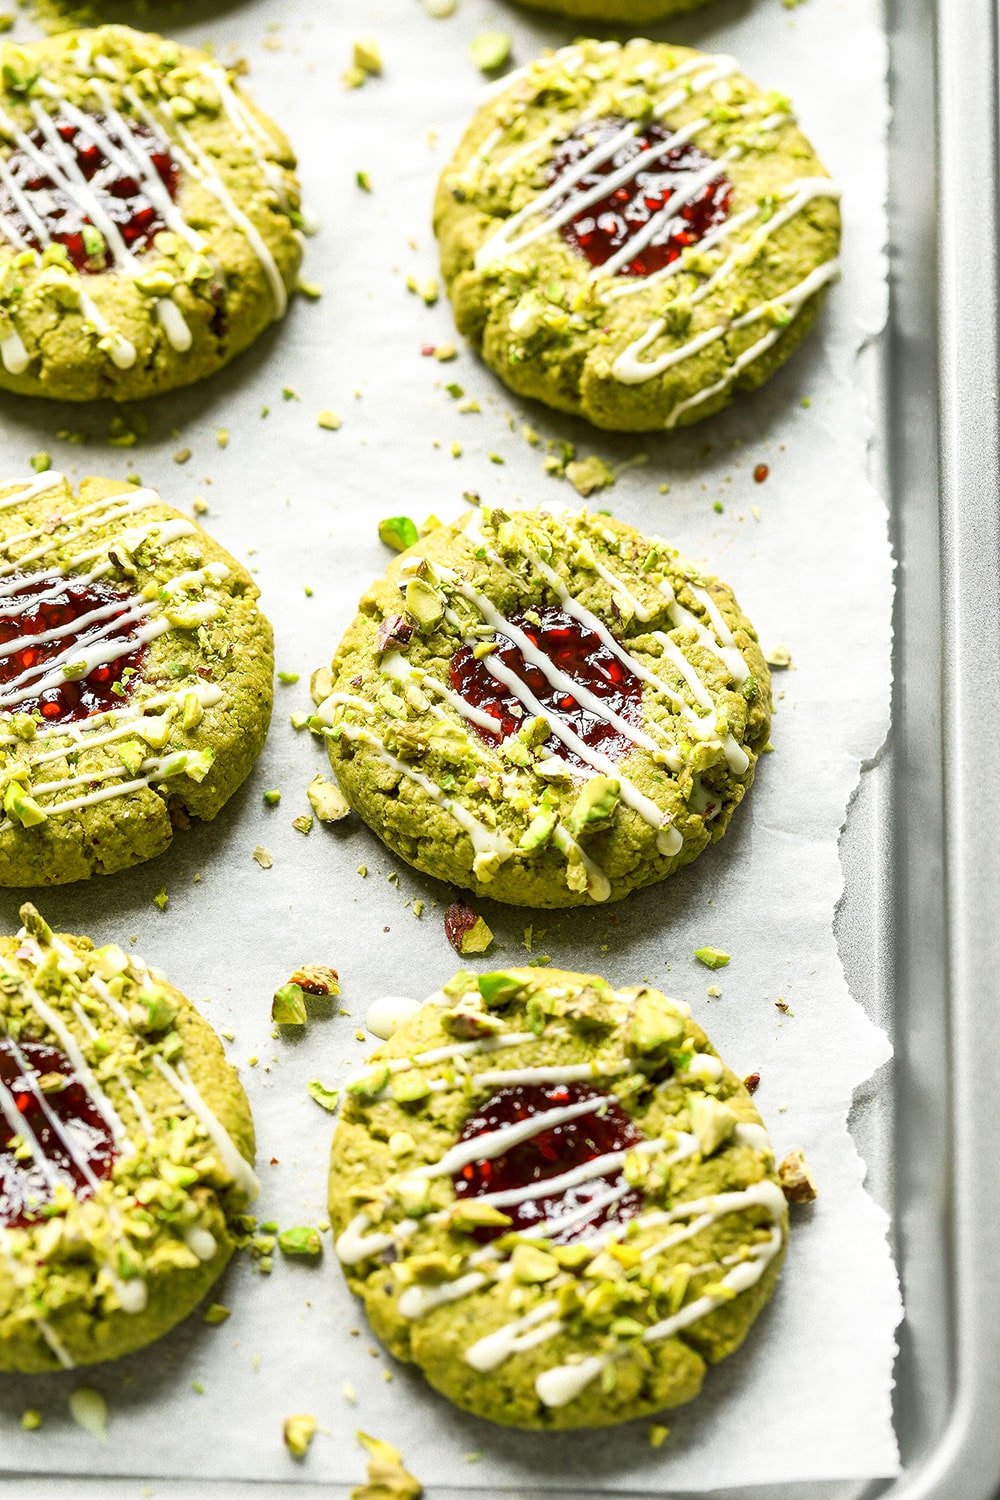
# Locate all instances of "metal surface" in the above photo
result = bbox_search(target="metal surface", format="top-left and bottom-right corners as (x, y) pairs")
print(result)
(8, 0), (1000, 1495)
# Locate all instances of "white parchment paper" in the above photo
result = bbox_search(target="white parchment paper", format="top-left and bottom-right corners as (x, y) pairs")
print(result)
(0, 0), (900, 1490)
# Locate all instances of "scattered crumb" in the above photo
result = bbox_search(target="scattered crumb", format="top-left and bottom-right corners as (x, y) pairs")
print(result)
(779, 1148), (818, 1203)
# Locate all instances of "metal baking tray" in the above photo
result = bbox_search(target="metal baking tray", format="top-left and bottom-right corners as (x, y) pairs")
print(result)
(7, 0), (1000, 1495)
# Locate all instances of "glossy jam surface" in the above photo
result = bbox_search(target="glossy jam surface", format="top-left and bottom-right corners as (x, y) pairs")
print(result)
(0, 1039), (118, 1228)
(0, 112), (179, 272)
(549, 116), (732, 278)
(449, 605), (643, 771)
(0, 575), (147, 723)
(452, 1082), (644, 1243)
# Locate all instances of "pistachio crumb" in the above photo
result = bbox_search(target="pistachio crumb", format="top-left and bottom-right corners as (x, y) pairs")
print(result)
(253, 846), (273, 870)
(694, 947), (730, 970)
(283, 1413), (317, 1461)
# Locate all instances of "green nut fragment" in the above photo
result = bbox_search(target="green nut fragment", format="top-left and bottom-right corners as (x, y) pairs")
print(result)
(565, 775), (620, 838)
(18, 903), (52, 945)
(278, 1226), (323, 1260)
(449, 1201), (512, 1233)
(510, 1242), (560, 1284)
(307, 1079), (340, 1113)
(283, 1413), (317, 1460)
(346, 1064), (391, 1101)
(688, 1093), (738, 1157)
(404, 576), (445, 633)
(3, 782), (47, 828)
(628, 991), (686, 1057)
(456, 915), (494, 956)
(133, 984), (179, 1035)
(20, 1408), (42, 1431)
(308, 774), (351, 823)
(353, 36), (383, 75)
(203, 1303), (231, 1325)
(390, 1069), (431, 1105)
(378, 515), (419, 553)
(68, 1387), (108, 1442)
(353, 1433), (422, 1500)
(519, 792), (558, 852)
(440, 1003), (504, 1040)
(272, 984), (308, 1026)
(469, 31), (511, 73)
(476, 971), (525, 1008)
(694, 947), (731, 970)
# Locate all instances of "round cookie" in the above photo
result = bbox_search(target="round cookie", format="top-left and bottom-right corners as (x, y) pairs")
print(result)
(0, 904), (257, 1373)
(435, 39), (841, 431)
(312, 503), (769, 908)
(0, 25), (303, 402)
(0, 469), (273, 886)
(330, 966), (787, 1430)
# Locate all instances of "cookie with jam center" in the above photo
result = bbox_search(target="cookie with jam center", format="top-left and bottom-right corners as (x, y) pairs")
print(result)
(0, 469), (273, 886)
(312, 503), (769, 908)
(435, 39), (841, 431)
(0, 904), (256, 1373)
(329, 966), (786, 1430)
(0, 25), (303, 401)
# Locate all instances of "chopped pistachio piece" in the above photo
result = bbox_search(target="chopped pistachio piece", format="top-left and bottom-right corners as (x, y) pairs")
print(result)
(564, 775), (620, 838)
(318, 409), (342, 431)
(308, 774), (351, 823)
(353, 1433), (423, 1500)
(688, 1093), (738, 1157)
(20, 1408), (42, 1431)
(68, 1387), (108, 1442)
(284, 1413), (317, 1460)
(306, 1079), (340, 1113)
(378, 515), (419, 553)
(353, 36), (383, 75)
(272, 984), (308, 1026)
(510, 1242), (560, 1284)
(469, 31), (511, 73)
(694, 947), (731, 970)
(779, 1148), (818, 1203)
(404, 577), (444, 632)
(203, 1303), (231, 1325)
(278, 1226), (323, 1260)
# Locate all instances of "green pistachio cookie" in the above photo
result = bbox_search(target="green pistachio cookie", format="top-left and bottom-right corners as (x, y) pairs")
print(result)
(0, 470), (274, 886)
(0, 25), (303, 402)
(435, 39), (841, 431)
(329, 965), (787, 1430)
(0, 904), (257, 1373)
(312, 504), (769, 908)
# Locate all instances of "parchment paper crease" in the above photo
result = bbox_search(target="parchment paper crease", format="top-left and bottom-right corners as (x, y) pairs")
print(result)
(0, 0), (900, 1490)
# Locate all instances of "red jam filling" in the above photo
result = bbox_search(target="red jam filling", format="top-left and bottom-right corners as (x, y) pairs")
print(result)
(0, 575), (148, 724)
(0, 1040), (118, 1229)
(548, 116), (732, 278)
(0, 112), (179, 272)
(449, 604), (642, 771)
(452, 1082), (644, 1244)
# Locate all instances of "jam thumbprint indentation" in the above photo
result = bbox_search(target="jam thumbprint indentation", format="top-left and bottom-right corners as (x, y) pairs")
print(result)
(548, 116), (732, 278)
(0, 1039), (118, 1228)
(452, 1082), (644, 1243)
(449, 604), (643, 772)
(0, 112), (180, 273)
(0, 575), (148, 724)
